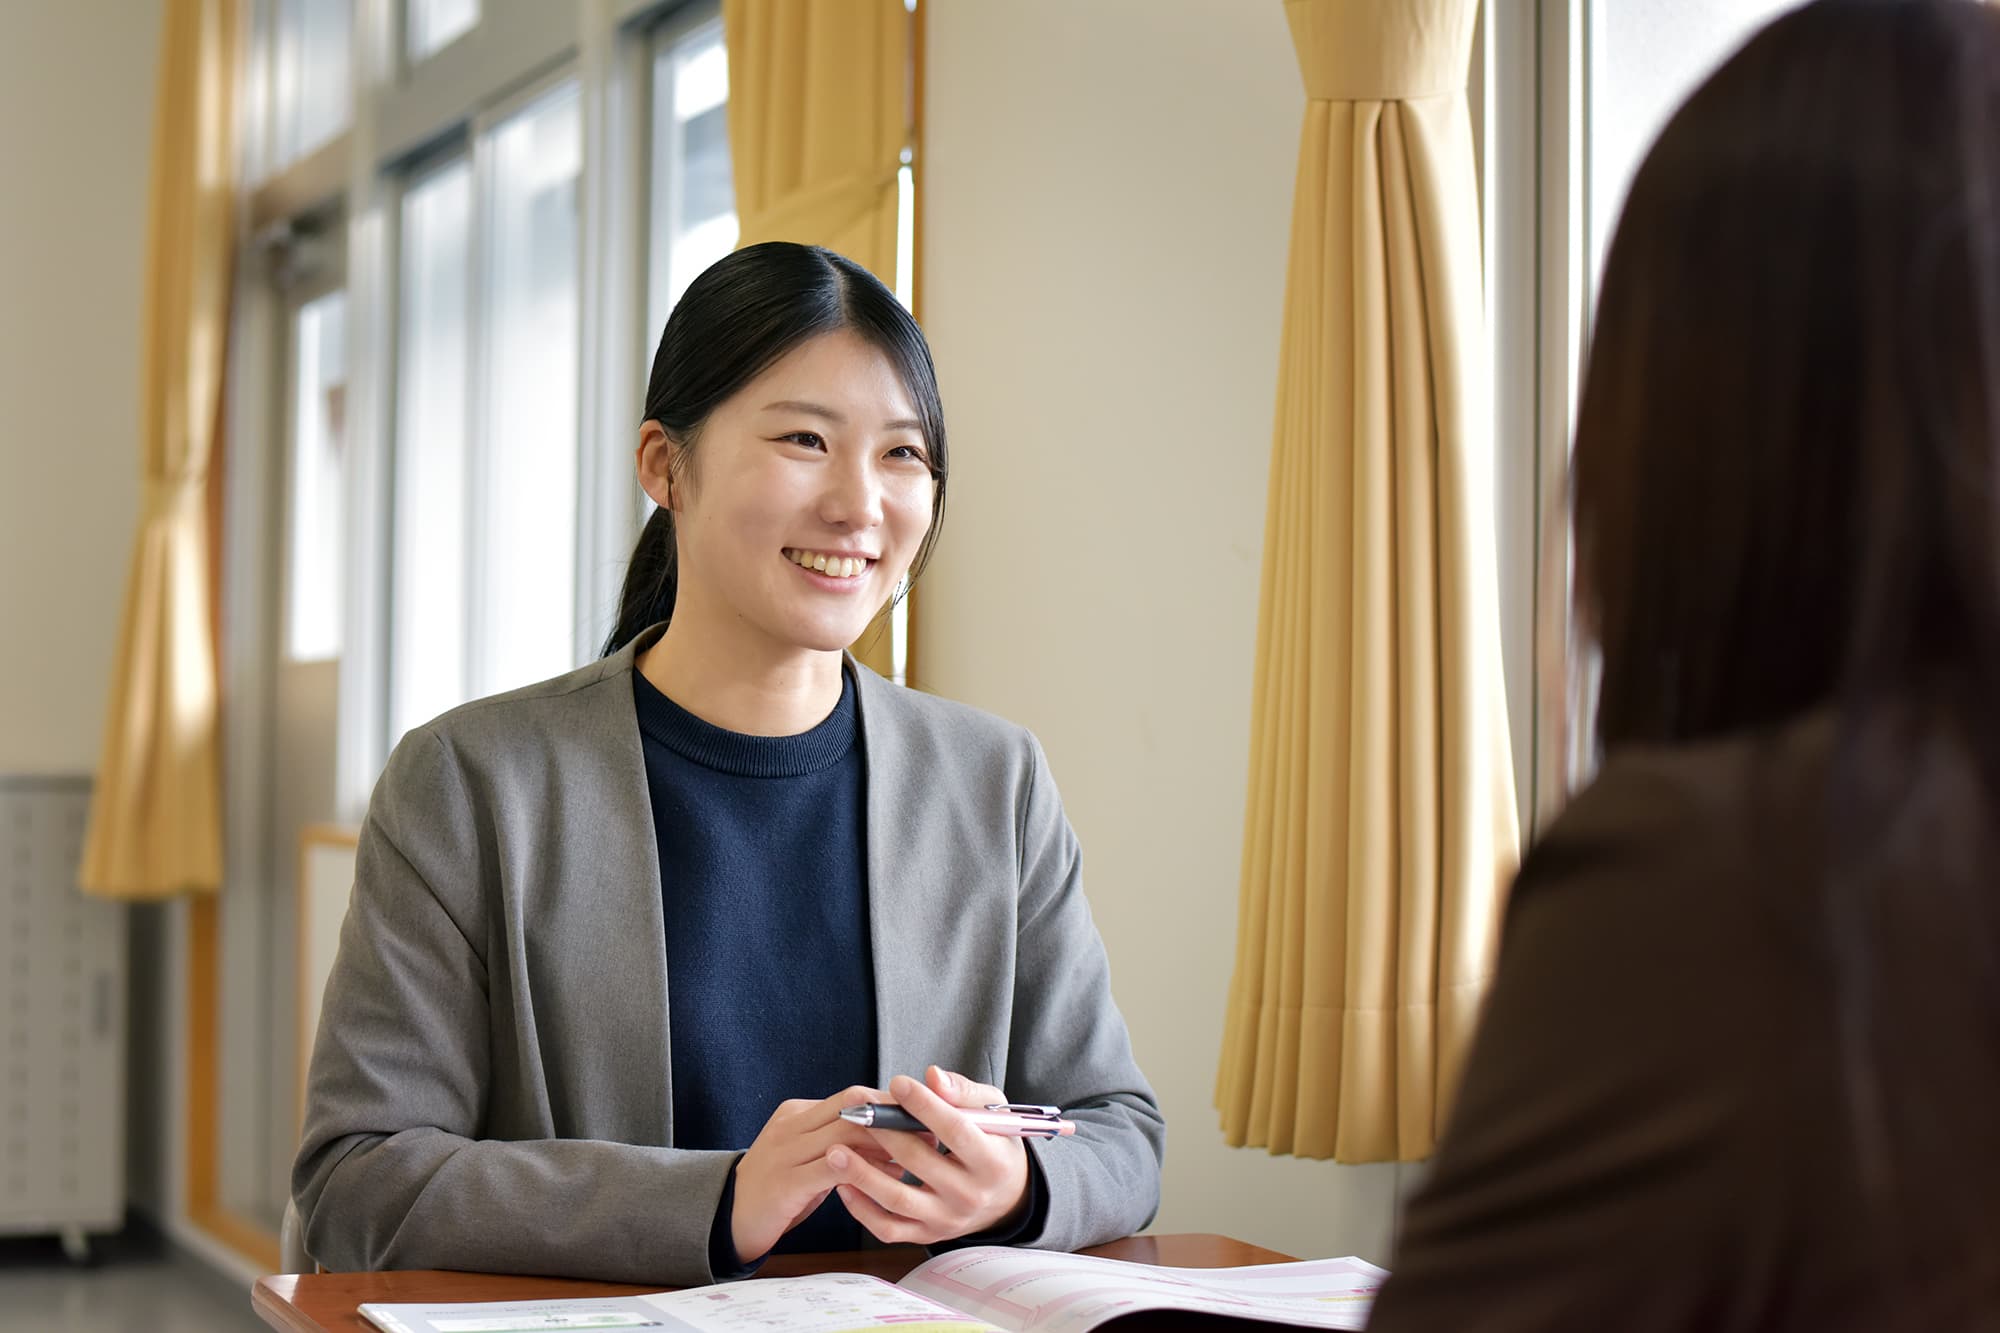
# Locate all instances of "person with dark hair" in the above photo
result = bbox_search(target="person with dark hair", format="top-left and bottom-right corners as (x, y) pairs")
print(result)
(1366, 2), (2000, 1328)
(292, 242), (1164, 1286)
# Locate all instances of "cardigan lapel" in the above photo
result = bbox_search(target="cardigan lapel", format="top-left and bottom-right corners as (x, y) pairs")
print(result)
(854, 661), (923, 1087)
(852, 660), (989, 1090)
(537, 627), (677, 1143)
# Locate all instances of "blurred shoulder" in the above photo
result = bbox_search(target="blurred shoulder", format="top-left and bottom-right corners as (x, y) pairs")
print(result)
(1520, 711), (1835, 905)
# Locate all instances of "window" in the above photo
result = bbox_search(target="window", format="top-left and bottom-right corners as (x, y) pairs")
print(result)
(647, 18), (736, 344)
(476, 82), (584, 706)
(408, 0), (480, 62)
(285, 289), (348, 661)
(251, 0), (353, 176)
(390, 157), (474, 742)
(388, 80), (583, 745)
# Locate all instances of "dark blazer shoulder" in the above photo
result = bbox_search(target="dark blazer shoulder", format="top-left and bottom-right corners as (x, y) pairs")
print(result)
(1512, 715), (1835, 919)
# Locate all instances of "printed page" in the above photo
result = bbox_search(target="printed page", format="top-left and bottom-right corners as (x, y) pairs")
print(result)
(362, 1275), (1003, 1333)
(899, 1247), (1387, 1333)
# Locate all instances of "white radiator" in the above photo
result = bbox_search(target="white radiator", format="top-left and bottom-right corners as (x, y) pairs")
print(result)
(0, 776), (125, 1261)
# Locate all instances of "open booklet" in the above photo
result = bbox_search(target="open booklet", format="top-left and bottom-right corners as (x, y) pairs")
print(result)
(358, 1245), (1388, 1333)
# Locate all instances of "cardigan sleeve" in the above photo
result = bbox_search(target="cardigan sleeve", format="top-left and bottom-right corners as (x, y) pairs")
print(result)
(994, 732), (1167, 1252)
(291, 725), (740, 1286)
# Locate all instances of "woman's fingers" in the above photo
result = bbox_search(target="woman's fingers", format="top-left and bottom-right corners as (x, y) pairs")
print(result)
(750, 1074), (1032, 1253)
(828, 1145), (944, 1241)
(763, 1090), (894, 1168)
(927, 1065), (1008, 1110)
(890, 1073), (998, 1163)
(847, 1077), (1030, 1235)
(788, 1188), (833, 1230)
(837, 1180), (934, 1246)
(799, 1085), (889, 1124)
(833, 1083), (891, 1109)
(808, 1115), (901, 1162)
(734, 1085), (891, 1262)
(774, 1085), (885, 1131)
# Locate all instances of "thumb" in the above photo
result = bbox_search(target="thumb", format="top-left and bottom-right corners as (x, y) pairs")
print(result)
(928, 1065), (1007, 1108)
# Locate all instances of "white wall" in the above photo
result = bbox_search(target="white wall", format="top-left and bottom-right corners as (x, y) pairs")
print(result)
(0, 0), (162, 777)
(1, 0), (169, 1221)
(920, 0), (1407, 1264)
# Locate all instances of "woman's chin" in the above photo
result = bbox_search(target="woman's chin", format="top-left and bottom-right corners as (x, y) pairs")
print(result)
(786, 622), (881, 655)
(762, 598), (895, 656)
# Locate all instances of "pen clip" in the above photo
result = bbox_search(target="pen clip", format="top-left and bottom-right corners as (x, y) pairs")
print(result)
(986, 1102), (1064, 1120)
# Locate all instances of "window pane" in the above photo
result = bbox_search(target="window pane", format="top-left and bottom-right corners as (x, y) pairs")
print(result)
(648, 21), (737, 342)
(270, 0), (351, 170)
(286, 291), (347, 662)
(409, 0), (479, 61)
(390, 159), (473, 742)
(476, 81), (583, 701)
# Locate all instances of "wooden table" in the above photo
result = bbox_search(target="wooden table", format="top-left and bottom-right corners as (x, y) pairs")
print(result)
(253, 1233), (1295, 1332)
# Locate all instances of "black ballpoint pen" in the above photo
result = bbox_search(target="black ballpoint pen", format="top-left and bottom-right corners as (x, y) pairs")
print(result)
(839, 1102), (1077, 1138)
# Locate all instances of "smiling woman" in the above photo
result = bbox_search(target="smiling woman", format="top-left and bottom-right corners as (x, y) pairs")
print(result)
(291, 242), (1165, 1287)
(628, 324), (940, 722)
(607, 244), (949, 677)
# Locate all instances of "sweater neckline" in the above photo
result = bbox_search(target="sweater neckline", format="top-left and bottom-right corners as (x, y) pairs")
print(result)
(630, 666), (858, 778)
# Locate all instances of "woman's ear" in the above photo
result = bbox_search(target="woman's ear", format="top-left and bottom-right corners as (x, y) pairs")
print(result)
(637, 420), (676, 510)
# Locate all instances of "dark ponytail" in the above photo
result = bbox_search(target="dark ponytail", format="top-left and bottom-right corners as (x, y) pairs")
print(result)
(600, 242), (949, 656)
(607, 507), (679, 658)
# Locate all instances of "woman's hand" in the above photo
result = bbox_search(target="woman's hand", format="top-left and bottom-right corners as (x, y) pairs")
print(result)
(730, 1085), (895, 1265)
(829, 1067), (1032, 1245)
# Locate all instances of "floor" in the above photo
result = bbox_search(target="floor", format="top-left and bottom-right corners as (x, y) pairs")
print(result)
(0, 1219), (264, 1333)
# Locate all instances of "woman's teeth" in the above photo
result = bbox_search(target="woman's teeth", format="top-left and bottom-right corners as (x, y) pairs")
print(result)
(786, 549), (870, 579)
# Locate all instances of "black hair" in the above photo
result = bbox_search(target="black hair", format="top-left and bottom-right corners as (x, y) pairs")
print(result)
(601, 242), (948, 656)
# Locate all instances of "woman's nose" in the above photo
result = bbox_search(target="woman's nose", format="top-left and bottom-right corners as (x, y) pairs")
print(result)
(819, 458), (885, 529)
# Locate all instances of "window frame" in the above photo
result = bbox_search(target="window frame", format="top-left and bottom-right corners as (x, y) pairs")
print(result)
(1476, 0), (1591, 840)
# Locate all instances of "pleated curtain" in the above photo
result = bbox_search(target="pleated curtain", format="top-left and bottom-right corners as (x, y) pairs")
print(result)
(1215, 0), (1521, 1162)
(722, 0), (912, 679)
(79, 0), (238, 900)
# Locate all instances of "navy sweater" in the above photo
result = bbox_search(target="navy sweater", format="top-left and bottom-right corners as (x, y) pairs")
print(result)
(632, 666), (874, 1256)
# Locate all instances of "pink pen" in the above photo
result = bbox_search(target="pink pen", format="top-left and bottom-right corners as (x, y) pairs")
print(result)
(840, 1101), (1077, 1138)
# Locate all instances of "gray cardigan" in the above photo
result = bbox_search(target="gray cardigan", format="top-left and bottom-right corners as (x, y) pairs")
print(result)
(292, 630), (1164, 1285)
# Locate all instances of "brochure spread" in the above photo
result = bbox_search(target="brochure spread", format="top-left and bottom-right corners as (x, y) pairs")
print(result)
(356, 1245), (1388, 1333)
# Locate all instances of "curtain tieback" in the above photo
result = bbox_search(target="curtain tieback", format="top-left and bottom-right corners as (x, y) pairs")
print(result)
(142, 475), (206, 516)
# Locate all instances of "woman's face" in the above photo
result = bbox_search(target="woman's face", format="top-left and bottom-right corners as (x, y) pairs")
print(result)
(639, 327), (936, 656)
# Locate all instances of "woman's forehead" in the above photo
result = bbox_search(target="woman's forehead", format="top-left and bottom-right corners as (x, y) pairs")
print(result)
(738, 329), (920, 424)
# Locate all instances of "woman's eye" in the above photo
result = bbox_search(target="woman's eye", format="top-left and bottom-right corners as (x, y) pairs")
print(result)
(887, 444), (929, 464)
(782, 431), (826, 450)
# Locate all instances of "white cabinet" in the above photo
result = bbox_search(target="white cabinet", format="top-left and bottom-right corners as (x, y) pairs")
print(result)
(0, 776), (125, 1261)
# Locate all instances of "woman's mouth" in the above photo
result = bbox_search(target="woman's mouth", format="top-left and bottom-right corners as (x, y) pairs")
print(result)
(783, 548), (874, 580)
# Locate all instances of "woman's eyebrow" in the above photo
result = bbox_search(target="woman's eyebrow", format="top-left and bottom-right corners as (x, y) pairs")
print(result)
(762, 399), (923, 433)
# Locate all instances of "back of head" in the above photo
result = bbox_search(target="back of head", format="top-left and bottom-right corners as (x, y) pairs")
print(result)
(1572, 0), (2000, 1317)
(1576, 0), (2000, 754)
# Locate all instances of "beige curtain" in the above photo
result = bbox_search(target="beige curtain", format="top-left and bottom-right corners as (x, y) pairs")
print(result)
(1215, 0), (1520, 1162)
(79, 0), (237, 900)
(723, 0), (911, 678)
